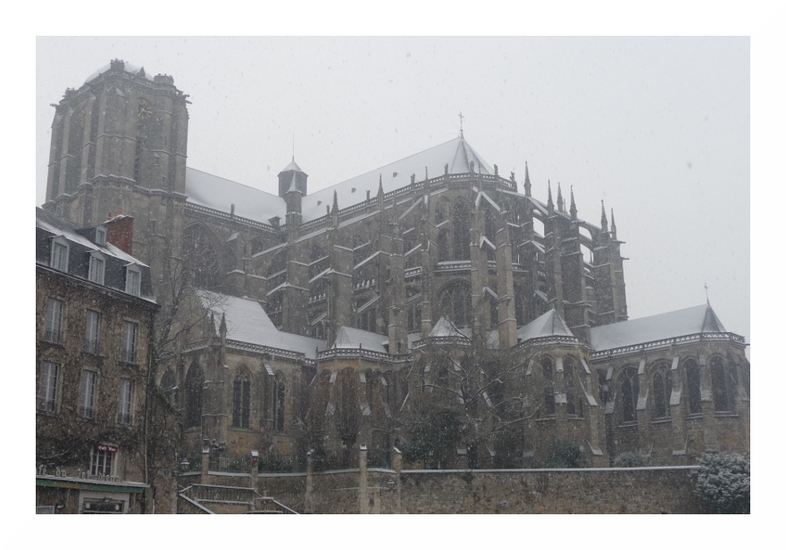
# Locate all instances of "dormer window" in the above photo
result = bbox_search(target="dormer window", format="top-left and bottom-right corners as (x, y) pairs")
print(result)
(125, 264), (141, 296)
(95, 225), (107, 246)
(50, 237), (69, 272)
(88, 252), (105, 285)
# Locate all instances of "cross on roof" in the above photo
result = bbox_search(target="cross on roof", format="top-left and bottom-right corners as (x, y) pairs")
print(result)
(459, 112), (464, 137)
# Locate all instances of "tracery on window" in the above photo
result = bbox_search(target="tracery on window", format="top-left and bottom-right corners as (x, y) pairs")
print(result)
(232, 370), (251, 428)
(185, 363), (203, 429)
(438, 280), (472, 327)
(620, 367), (639, 423)
(652, 364), (672, 419)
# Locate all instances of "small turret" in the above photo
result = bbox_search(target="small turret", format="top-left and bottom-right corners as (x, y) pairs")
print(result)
(277, 158), (308, 198)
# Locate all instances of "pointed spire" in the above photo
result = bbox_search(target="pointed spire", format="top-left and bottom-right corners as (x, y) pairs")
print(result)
(332, 190), (339, 212)
(611, 208), (617, 238)
(601, 200), (608, 232)
(557, 183), (564, 212)
(547, 180), (554, 213)
(524, 161), (531, 197)
(569, 186), (577, 220)
(377, 175), (384, 210)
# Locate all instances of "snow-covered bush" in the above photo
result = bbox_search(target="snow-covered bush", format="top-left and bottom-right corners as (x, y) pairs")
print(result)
(544, 441), (588, 468)
(612, 452), (652, 467)
(691, 453), (750, 513)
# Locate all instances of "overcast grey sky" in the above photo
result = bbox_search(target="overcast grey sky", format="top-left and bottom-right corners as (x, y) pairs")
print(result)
(36, 36), (750, 342)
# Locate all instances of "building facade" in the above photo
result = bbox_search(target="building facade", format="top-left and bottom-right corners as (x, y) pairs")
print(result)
(36, 207), (160, 513)
(41, 61), (749, 476)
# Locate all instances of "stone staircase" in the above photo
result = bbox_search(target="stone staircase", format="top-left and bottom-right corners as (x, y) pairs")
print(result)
(178, 484), (298, 514)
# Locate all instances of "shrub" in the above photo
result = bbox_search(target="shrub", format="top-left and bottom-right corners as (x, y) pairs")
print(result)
(544, 441), (589, 468)
(612, 452), (652, 467)
(691, 453), (750, 514)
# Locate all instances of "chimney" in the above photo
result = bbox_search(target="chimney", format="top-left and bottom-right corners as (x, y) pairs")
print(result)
(105, 210), (134, 254)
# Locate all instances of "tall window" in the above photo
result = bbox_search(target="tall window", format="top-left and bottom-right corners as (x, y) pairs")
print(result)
(84, 310), (100, 354)
(686, 359), (702, 414)
(273, 376), (286, 433)
(185, 364), (203, 429)
(232, 372), (251, 428)
(44, 298), (64, 344)
(79, 370), (97, 419)
(118, 379), (133, 425)
(711, 357), (734, 413)
(439, 280), (472, 327)
(453, 201), (471, 260)
(652, 365), (672, 419)
(620, 367), (639, 423)
(50, 239), (69, 272)
(437, 230), (450, 262)
(125, 265), (141, 296)
(121, 321), (138, 363)
(38, 361), (59, 412)
(90, 445), (116, 476)
(88, 253), (105, 285)
(564, 357), (577, 416)
(542, 357), (555, 416)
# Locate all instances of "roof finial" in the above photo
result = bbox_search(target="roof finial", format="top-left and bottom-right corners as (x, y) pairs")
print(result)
(458, 111), (464, 138)
(547, 180), (554, 213)
(611, 208), (617, 238)
(524, 161), (531, 197)
(569, 185), (577, 220)
(557, 183), (564, 212)
(705, 282), (710, 304)
(601, 200), (608, 232)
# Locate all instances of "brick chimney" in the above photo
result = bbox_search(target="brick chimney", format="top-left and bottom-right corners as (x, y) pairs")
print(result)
(105, 210), (134, 255)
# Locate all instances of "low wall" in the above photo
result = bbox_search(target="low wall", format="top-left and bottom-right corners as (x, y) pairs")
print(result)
(191, 466), (702, 514)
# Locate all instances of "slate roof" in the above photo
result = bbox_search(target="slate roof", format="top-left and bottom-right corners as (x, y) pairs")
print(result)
(332, 326), (389, 353)
(197, 290), (327, 359)
(183, 135), (495, 224)
(588, 303), (728, 352)
(517, 309), (575, 343)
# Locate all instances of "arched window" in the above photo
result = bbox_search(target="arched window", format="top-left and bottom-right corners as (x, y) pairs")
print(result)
(273, 375), (286, 433)
(686, 359), (702, 414)
(564, 357), (576, 416)
(185, 363), (203, 429)
(620, 367), (639, 423)
(652, 364), (672, 419)
(453, 201), (471, 260)
(542, 357), (555, 416)
(439, 280), (472, 327)
(232, 371), (251, 428)
(437, 230), (450, 262)
(160, 368), (177, 406)
(711, 357), (734, 413)
(514, 285), (525, 326)
(182, 224), (221, 290)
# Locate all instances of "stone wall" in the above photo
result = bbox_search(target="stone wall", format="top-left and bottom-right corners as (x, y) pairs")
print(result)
(193, 466), (702, 514)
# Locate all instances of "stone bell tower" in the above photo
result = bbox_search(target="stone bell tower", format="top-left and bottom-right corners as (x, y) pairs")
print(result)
(43, 59), (190, 290)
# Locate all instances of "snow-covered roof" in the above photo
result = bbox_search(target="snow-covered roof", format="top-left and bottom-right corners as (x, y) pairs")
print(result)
(517, 309), (575, 342)
(429, 316), (471, 339)
(182, 135), (497, 225)
(197, 290), (327, 359)
(185, 167), (286, 223)
(589, 304), (728, 352)
(301, 135), (493, 221)
(332, 326), (389, 353)
(36, 207), (148, 267)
